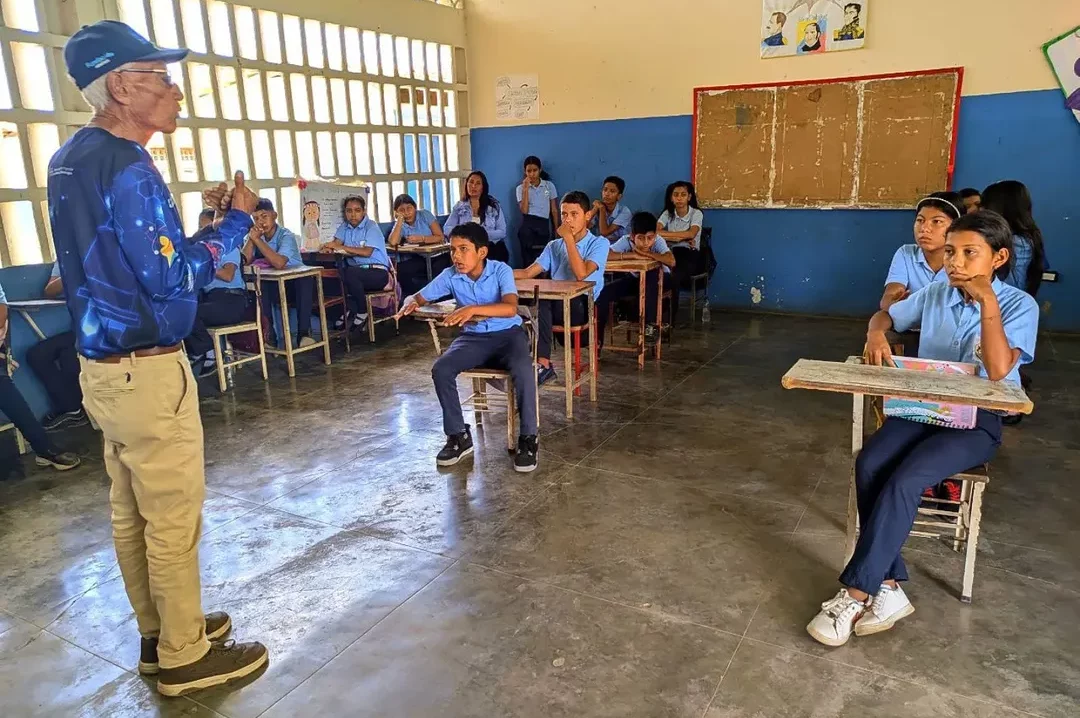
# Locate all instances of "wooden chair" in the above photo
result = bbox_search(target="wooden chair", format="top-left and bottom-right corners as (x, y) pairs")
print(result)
(689, 227), (713, 323)
(1, 345), (28, 454)
(208, 272), (269, 393)
(610, 280), (675, 350)
(365, 267), (401, 343)
(424, 288), (541, 451)
(553, 304), (598, 397)
(318, 262), (350, 352)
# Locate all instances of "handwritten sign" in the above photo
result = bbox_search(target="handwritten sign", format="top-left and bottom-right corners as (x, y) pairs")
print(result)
(495, 74), (539, 121)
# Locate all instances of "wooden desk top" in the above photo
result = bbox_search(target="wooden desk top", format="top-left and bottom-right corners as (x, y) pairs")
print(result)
(606, 256), (661, 272)
(782, 358), (1033, 414)
(394, 243), (451, 255)
(411, 300), (457, 320)
(251, 266), (322, 279)
(7, 298), (66, 309)
(514, 279), (594, 301)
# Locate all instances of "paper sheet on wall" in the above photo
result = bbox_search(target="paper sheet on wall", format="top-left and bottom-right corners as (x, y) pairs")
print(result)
(297, 180), (371, 252)
(1043, 26), (1080, 126)
(495, 74), (539, 121)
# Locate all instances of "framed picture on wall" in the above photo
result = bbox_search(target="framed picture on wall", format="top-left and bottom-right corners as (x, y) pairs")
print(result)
(1042, 25), (1080, 126)
(761, 0), (867, 59)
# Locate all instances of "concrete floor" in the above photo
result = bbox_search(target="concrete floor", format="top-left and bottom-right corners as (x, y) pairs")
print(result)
(0, 314), (1078, 718)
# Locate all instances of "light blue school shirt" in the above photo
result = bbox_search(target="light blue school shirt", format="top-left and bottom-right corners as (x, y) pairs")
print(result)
(610, 236), (672, 273)
(537, 231), (609, 298)
(443, 201), (508, 244)
(885, 244), (947, 291)
(335, 217), (390, 268)
(1005, 235), (1033, 292)
(0, 280), (6, 305)
(419, 259), (522, 334)
(515, 180), (558, 219)
(888, 278), (1038, 387)
(204, 248), (244, 291)
(399, 209), (439, 241)
(50, 262), (61, 279)
(593, 202), (631, 241)
(257, 225), (305, 269)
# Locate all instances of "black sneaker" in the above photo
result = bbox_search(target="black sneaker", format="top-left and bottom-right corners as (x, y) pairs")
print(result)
(334, 312), (350, 330)
(514, 435), (539, 473)
(42, 409), (89, 431)
(436, 429), (473, 466)
(139, 612), (233, 676)
(196, 359), (218, 378)
(644, 324), (659, 345)
(537, 364), (557, 386)
(35, 451), (81, 471)
(156, 639), (268, 697)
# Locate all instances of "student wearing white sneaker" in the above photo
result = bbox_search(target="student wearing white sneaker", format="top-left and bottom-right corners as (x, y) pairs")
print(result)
(807, 211), (1039, 647)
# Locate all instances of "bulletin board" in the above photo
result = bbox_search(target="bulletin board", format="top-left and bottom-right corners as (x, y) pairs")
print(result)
(691, 68), (963, 209)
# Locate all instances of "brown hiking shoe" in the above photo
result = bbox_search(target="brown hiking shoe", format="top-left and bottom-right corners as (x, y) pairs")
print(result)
(157, 640), (269, 697)
(138, 612), (233, 676)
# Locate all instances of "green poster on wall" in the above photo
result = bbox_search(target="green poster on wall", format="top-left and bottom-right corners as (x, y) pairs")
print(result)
(1042, 25), (1080, 125)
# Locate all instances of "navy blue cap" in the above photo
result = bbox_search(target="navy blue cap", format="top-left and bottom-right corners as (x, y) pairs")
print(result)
(255, 198), (275, 213)
(64, 20), (189, 90)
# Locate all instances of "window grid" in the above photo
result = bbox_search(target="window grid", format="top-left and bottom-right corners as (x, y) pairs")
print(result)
(119, 0), (470, 223)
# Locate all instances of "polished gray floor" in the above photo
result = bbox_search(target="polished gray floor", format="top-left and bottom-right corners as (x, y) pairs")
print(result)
(1, 314), (1077, 717)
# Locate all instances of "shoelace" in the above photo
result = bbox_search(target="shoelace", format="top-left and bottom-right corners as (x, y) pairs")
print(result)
(869, 587), (893, 618)
(821, 590), (864, 626)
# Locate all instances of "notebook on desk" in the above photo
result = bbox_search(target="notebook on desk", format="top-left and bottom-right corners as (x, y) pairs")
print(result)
(883, 357), (978, 429)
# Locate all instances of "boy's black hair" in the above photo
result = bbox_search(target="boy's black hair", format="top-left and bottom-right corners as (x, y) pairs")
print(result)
(393, 193), (417, 211)
(981, 180), (1046, 295)
(560, 191), (591, 213)
(916, 191), (964, 220)
(340, 194), (366, 215)
(602, 176), (626, 194)
(947, 210), (1015, 281)
(958, 187), (981, 199)
(523, 155), (551, 181)
(630, 211), (658, 237)
(198, 207), (215, 222)
(448, 221), (489, 249)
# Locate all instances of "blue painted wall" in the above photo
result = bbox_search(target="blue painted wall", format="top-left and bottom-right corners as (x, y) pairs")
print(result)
(471, 88), (1078, 331)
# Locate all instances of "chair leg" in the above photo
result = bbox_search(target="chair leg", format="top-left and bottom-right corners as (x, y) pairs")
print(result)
(961, 482), (985, 603)
(952, 479), (971, 553)
(473, 378), (485, 427)
(690, 280), (697, 323)
(215, 344), (228, 393)
(506, 377), (516, 453)
(367, 297), (376, 343)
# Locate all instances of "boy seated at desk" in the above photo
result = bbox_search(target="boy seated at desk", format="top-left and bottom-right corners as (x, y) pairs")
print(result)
(243, 198), (316, 349)
(806, 211), (1037, 648)
(400, 223), (539, 473)
(0, 280), (80, 470)
(591, 176), (631, 242)
(24, 262), (87, 430)
(514, 191), (609, 386)
(597, 211), (675, 347)
(184, 247), (248, 376)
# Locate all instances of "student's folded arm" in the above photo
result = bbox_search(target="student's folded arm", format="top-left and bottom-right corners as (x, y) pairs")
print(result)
(563, 238), (592, 280)
(886, 285), (930, 334)
(387, 220), (404, 247)
(344, 245), (375, 257)
(517, 185), (529, 214)
(429, 220), (445, 242)
(215, 262), (238, 282)
(514, 263), (543, 279)
(655, 251), (676, 268)
(488, 210), (507, 242)
(255, 239), (288, 269)
(983, 294), (1038, 381)
(44, 277), (64, 298)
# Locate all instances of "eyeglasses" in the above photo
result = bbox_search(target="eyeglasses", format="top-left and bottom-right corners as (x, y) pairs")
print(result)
(118, 68), (175, 87)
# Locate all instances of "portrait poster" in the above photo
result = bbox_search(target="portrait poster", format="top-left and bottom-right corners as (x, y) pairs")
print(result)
(761, 0), (867, 59)
(297, 180), (371, 251)
(1042, 26), (1080, 126)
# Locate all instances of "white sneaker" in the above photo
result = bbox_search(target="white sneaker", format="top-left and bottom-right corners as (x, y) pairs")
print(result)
(854, 584), (914, 637)
(298, 336), (316, 348)
(807, 589), (867, 647)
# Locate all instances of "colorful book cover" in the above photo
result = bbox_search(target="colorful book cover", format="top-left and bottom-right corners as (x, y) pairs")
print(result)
(883, 357), (978, 429)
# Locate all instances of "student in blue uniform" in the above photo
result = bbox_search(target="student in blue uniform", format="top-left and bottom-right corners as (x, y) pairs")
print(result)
(958, 187), (981, 215)
(592, 176), (631, 242)
(388, 193), (444, 296)
(597, 211), (675, 346)
(401, 222), (539, 472)
(185, 247), (248, 376)
(444, 171), (509, 263)
(516, 156), (559, 268)
(807, 211), (1038, 648)
(657, 181), (706, 322)
(980, 180), (1046, 298)
(243, 198), (313, 348)
(322, 194), (391, 333)
(515, 191), (609, 386)
(25, 262), (87, 430)
(879, 192), (963, 311)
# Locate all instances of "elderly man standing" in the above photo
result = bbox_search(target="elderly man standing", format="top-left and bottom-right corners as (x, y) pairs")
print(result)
(48, 21), (267, 697)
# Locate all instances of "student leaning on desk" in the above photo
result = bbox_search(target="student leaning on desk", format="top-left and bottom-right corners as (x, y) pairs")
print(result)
(806, 210), (1038, 649)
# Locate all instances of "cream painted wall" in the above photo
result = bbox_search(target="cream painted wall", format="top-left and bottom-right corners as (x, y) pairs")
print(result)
(466, 0), (1076, 127)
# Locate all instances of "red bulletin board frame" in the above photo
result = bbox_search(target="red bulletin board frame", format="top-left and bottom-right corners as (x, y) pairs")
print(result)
(690, 67), (965, 201)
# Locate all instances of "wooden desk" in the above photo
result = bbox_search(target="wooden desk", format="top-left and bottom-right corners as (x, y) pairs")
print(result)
(6, 298), (67, 341)
(604, 256), (664, 369)
(393, 242), (451, 281)
(515, 279), (597, 418)
(409, 300), (457, 353)
(782, 356), (1033, 562)
(252, 266), (331, 377)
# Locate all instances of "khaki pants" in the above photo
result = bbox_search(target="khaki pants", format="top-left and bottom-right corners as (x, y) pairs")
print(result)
(80, 351), (210, 669)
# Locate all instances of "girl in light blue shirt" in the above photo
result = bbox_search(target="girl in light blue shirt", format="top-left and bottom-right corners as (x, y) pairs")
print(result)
(323, 194), (390, 331)
(807, 210), (1038, 648)
(516, 156), (559, 268)
(444, 171), (508, 263)
(981, 180), (1046, 298)
(389, 193), (446, 296)
(879, 192), (962, 311)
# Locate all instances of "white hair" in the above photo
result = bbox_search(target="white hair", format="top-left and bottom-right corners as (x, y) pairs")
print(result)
(77, 62), (136, 112)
